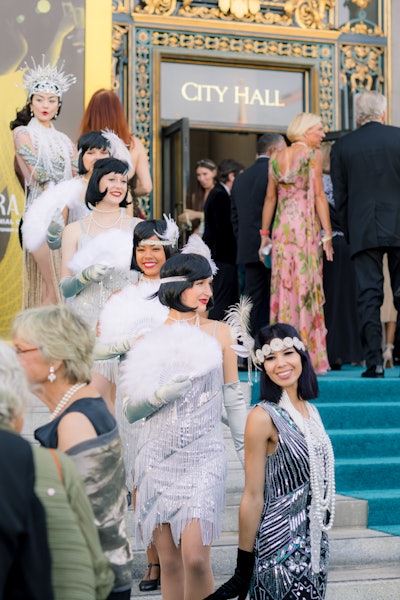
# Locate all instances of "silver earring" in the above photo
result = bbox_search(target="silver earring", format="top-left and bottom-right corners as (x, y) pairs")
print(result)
(30, 110), (34, 117)
(48, 366), (56, 383)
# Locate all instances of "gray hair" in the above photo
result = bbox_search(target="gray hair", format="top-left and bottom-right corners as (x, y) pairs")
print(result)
(0, 341), (31, 425)
(11, 306), (95, 384)
(354, 91), (387, 125)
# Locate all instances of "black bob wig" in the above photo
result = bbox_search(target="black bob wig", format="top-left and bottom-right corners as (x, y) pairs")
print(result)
(85, 157), (130, 209)
(255, 322), (318, 404)
(131, 219), (178, 271)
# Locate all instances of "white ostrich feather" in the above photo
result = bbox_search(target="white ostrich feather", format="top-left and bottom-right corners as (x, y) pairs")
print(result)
(120, 323), (222, 401)
(101, 129), (133, 173)
(22, 178), (85, 251)
(68, 228), (132, 274)
(181, 234), (218, 275)
(155, 214), (179, 248)
(224, 296), (256, 361)
(98, 281), (168, 344)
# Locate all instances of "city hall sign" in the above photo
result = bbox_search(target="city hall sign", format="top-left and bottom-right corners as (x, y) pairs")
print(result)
(161, 61), (305, 129)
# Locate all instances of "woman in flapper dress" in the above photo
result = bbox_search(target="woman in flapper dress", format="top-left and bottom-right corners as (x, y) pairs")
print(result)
(60, 157), (141, 409)
(10, 58), (77, 307)
(205, 322), (335, 600)
(120, 242), (247, 600)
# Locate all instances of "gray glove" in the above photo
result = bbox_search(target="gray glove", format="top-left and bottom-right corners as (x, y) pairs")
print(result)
(59, 264), (110, 298)
(93, 339), (131, 360)
(47, 208), (65, 250)
(223, 381), (247, 467)
(124, 375), (191, 423)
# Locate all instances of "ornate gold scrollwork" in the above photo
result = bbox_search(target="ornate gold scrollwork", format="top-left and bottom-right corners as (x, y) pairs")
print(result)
(112, 0), (132, 13)
(133, 0), (334, 29)
(340, 20), (383, 36)
(340, 43), (384, 93)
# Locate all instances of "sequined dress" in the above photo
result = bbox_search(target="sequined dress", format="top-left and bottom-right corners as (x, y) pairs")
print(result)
(269, 148), (329, 373)
(120, 322), (227, 549)
(14, 117), (76, 307)
(252, 401), (329, 600)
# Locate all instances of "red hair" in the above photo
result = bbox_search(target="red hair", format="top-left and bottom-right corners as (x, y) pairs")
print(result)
(78, 89), (131, 144)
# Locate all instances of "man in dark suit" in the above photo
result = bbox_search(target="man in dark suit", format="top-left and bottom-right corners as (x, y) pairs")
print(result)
(203, 158), (244, 320)
(231, 133), (286, 337)
(331, 91), (400, 378)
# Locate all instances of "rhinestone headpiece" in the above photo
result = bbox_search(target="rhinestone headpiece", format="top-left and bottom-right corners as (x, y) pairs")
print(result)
(255, 336), (305, 364)
(22, 56), (76, 100)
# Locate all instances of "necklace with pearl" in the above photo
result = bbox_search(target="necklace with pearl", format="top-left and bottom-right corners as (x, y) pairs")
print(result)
(279, 391), (335, 571)
(49, 382), (86, 422)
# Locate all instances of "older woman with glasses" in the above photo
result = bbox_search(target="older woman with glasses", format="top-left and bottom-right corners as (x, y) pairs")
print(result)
(11, 305), (133, 600)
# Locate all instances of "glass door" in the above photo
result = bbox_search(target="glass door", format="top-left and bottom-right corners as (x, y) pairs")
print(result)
(162, 118), (190, 224)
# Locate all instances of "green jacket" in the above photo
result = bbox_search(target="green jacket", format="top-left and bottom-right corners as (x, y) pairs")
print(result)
(32, 446), (114, 600)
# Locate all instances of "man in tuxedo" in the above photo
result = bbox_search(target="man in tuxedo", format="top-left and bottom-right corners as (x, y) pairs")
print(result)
(331, 91), (400, 378)
(231, 133), (286, 337)
(203, 158), (244, 320)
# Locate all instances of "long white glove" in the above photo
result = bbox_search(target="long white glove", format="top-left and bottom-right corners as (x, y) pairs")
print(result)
(223, 381), (247, 467)
(93, 339), (132, 361)
(59, 264), (110, 298)
(47, 209), (65, 250)
(123, 375), (191, 423)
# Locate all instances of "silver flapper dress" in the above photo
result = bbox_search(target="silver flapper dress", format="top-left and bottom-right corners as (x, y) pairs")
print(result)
(68, 217), (140, 382)
(252, 402), (329, 600)
(14, 117), (75, 307)
(120, 322), (227, 549)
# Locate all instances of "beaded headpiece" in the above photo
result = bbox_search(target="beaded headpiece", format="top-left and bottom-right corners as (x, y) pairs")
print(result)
(255, 337), (305, 364)
(152, 214), (180, 248)
(22, 56), (76, 100)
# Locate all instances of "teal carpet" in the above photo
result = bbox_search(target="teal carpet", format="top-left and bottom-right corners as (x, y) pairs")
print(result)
(240, 365), (400, 536)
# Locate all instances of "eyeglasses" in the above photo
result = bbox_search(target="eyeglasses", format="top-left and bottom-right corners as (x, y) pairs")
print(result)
(14, 346), (40, 355)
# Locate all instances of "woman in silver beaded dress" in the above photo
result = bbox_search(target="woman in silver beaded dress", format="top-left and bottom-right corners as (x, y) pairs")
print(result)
(60, 157), (141, 408)
(10, 58), (77, 307)
(120, 249), (247, 600)
(206, 322), (335, 600)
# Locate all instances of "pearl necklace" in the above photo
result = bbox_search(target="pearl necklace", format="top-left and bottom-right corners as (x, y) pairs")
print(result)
(279, 391), (335, 570)
(89, 209), (123, 229)
(49, 382), (87, 422)
(167, 313), (200, 326)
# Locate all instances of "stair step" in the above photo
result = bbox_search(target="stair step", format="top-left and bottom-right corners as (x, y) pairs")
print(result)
(329, 428), (400, 458)
(315, 402), (400, 429)
(129, 563), (400, 600)
(344, 489), (400, 527)
(335, 456), (400, 490)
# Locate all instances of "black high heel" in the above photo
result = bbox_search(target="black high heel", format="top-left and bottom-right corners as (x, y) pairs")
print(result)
(139, 563), (160, 592)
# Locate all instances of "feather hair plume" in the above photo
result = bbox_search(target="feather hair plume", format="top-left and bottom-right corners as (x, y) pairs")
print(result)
(155, 214), (180, 248)
(224, 296), (255, 361)
(181, 234), (218, 275)
(101, 129), (133, 173)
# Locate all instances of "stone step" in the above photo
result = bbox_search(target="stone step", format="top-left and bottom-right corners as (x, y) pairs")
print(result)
(128, 526), (400, 581)
(336, 456), (400, 490)
(128, 561), (400, 600)
(329, 428), (400, 458)
(314, 401), (400, 429)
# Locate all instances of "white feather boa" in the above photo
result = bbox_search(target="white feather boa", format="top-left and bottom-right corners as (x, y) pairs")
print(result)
(68, 228), (133, 274)
(98, 280), (168, 344)
(120, 323), (222, 401)
(22, 178), (85, 252)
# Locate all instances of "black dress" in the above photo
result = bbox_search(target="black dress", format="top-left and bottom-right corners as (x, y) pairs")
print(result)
(322, 174), (363, 366)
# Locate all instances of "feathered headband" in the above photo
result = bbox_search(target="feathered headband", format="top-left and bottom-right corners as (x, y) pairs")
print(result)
(22, 56), (76, 100)
(181, 234), (218, 275)
(101, 129), (133, 173)
(152, 214), (180, 248)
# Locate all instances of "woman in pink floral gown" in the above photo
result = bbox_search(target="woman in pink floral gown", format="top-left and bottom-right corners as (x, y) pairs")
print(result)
(259, 113), (333, 373)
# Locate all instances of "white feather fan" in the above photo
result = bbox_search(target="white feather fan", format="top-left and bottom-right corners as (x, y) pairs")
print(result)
(68, 228), (133, 274)
(98, 280), (168, 344)
(22, 178), (85, 251)
(120, 323), (222, 401)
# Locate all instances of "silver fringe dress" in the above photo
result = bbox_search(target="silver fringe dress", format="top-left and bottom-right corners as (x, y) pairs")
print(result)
(120, 322), (228, 549)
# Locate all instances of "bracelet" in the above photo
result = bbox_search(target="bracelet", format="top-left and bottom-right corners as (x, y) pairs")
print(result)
(321, 235), (332, 244)
(260, 229), (270, 236)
